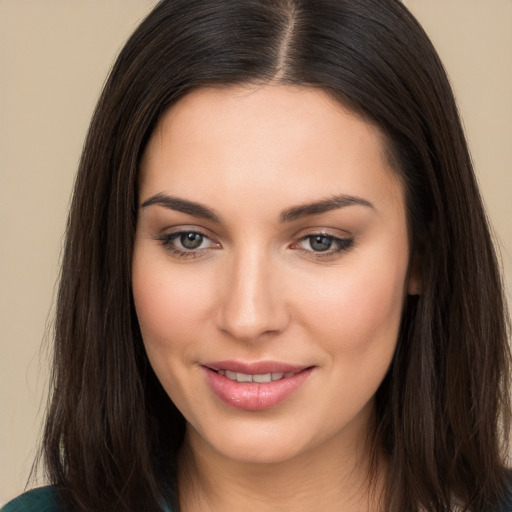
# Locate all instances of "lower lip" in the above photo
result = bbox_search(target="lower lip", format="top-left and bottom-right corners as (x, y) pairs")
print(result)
(202, 367), (313, 411)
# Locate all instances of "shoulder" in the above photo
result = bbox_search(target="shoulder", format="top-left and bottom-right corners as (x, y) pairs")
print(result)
(498, 497), (512, 512)
(1, 486), (179, 512)
(497, 471), (512, 512)
(1, 487), (62, 512)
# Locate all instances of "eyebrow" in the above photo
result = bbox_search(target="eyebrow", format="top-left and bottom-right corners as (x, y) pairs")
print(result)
(141, 193), (221, 222)
(279, 194), (374, 222)
(141, 192), (374, 223)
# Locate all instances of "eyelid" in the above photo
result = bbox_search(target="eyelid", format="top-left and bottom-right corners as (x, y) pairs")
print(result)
(157, 224), (217, 240)
(291, 226), (352, 241)
(155, 226), (221, 258)
(289, 228), (354, 257)
(153, 225), (353, 259)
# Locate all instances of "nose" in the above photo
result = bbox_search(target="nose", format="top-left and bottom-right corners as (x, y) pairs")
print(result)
(215, 247), (290, 342)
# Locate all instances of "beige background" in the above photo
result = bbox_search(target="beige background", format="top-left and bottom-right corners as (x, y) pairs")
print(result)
(0, 0), (511, 505)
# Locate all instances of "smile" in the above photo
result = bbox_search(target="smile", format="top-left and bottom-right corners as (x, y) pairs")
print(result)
(216, 370), (297, 383)
(202, 361), (314, 410)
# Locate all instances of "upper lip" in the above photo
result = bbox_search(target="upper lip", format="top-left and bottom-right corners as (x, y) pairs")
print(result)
(203, 360), (310, 374)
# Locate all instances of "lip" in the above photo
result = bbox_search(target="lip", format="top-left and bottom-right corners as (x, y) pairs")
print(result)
(202, 360), (314, 411)
(204, 360), (307, 374)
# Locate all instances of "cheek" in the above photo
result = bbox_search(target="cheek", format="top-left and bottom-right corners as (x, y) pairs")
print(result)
(293, 244), (408, 356)
(131, 248), (215, 387)
(133, 250), (210, 346)
(289, 245), (409, 423)
(132, 249), (213, 414)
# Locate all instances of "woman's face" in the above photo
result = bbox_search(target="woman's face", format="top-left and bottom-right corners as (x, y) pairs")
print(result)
(133, 85), (417, 464)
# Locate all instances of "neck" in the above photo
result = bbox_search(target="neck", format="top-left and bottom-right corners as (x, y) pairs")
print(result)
(177, 409), (386, 512)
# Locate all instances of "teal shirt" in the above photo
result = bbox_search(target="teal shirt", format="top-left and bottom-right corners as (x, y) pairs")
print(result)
(0, 486), (58, 512)
(1, 488), (60, 512)
(1, 487), (177, 512)
(3, 485), (512, 511)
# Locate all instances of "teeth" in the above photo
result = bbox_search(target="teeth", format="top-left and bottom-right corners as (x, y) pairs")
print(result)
(253, 373), (271, 383)
(237, 372), (252, 383)
(217, 370), (294, 383)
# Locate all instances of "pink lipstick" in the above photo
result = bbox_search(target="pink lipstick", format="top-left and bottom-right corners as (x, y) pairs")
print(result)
(202, 360), (313, 410)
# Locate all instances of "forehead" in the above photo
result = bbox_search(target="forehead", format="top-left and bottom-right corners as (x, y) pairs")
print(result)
(139, 84), (404, 215)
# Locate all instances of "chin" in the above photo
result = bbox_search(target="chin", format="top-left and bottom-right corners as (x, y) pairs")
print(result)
(214, 437), (308, 465)
(186, 414), (315, 464)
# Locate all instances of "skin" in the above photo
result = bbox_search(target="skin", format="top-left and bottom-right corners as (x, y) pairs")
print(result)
(132, 84), (419, 511)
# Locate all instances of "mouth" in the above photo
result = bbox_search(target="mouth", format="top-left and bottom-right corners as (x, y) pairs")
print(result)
(215, 370), (298, 383)
(202, 361), (314, 410)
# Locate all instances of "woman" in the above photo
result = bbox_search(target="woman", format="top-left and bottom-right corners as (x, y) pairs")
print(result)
(3, 0), (511, 510)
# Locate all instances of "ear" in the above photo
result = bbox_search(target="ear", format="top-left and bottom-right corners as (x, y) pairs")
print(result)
(407, 251), (422, 295)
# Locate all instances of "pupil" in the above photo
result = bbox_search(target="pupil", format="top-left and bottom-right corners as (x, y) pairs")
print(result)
(310, 235), (332, 252)
(181, 233), (203, 249)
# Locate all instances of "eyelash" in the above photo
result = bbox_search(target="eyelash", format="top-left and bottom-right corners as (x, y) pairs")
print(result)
(294, 233), (354, 258)
(155, 230), (218, 259)
(155, 230), (354, 260)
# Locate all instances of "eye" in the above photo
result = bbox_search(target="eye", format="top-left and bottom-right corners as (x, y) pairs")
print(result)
(156, 230), (220, 257)
(306, 235), (335, 252)
(294, 233), (353, 256)
(179, 232), (205, 250)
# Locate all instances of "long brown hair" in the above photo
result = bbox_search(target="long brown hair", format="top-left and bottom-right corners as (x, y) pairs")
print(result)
(40, 0), (511, 510)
